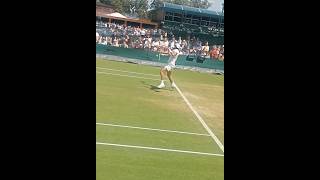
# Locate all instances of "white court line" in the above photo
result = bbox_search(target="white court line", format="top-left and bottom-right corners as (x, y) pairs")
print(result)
(96, 142), (224, 157)
(96, 122), (211, 137)
(96, 67), (159, 77)
(174, 85), (224, 153)
(96, 71), (161, 81)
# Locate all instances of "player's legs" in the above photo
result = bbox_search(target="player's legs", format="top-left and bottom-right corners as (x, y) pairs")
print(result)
(158, 65), (176, 89)
(160, 68), (166, 81)
(167, 70), (176, 88)
(157, 68), (166, 88)
(167, 70), (173, 84)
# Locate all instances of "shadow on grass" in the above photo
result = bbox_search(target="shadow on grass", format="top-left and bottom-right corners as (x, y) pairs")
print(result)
(141, 81), (173, 92)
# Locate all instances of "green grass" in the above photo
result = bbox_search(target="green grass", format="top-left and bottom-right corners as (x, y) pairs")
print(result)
(97, 146), (224, 180)
(96, 58), (224, 180)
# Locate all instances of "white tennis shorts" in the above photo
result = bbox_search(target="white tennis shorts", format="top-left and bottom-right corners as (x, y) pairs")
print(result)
(164, 64), (175, 71)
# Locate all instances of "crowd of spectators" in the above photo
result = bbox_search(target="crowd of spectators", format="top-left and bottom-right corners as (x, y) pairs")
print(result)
(96, 21), (224, 61)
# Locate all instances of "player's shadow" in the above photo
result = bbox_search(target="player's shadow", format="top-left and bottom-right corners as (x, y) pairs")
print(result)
(140, 81), (160, 92)
(141, 81), (173, 92)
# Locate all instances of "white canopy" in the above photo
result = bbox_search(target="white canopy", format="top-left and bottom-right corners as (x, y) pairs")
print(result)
(106, 12), (127, 19)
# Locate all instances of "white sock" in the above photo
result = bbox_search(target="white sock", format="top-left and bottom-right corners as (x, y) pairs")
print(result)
(160, 80), (164, 84)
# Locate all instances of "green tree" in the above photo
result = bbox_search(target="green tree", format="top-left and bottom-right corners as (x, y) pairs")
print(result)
(172, 0), (190, 6)
(135, 0), (149, 18)
(122, 0), (135, 14)
(200, 0), (211, 9)
(150, 0), (164, 9)
(190, 0), (210, 9)
(111, 0), (124, 13)
(99, 0), (112, 5)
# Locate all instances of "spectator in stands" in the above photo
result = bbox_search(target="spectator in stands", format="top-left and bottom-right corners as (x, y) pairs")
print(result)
(138, 37), (144, 49)
(152, 38), (160, 52)
(141, 28), (146, 36)
(170, 37), (175, 49)
(181, 40), (188, 54)
(125, 35), (130, 48)
(123, 40), (129, 48)
(147, 36), (152, 49)
(143, 36), (151, 50)
(220, 46), (224, 56)
(101, 37), (108, 45)
(194, 40), (202, 56)
(96, 32), (100, 43)
(98, 36), (103, 44)
(218, 54), (224, 61)
(113, 37), (119, 47)
(190, 37), (197, 51)
(201, 42), (210, 56)
(215, 46), (220, 59)
(178, 36), (182, 45)
(106, 36), (111, 45)
(189, 46), (197, 55)
(210, 46), (216, 60)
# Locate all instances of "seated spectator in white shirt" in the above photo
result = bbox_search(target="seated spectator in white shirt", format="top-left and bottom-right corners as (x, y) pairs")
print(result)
(96, 32), (99, 42)
(102, 37), (108, 45)
(113, 37), (119, 47)
(123, 41), (129, 48)
(140, 29), (146, 36)
(170, 38), (175, 49)
(152, 39), (160, 51)
(178, 36), (182, 44)
(201, 42), (210, 56)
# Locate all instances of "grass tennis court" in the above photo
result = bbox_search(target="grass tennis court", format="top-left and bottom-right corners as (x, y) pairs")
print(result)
(96, 58), (224, 180)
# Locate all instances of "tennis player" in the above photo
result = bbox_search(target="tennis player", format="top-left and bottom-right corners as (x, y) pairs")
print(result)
(157, 43), (181, 89)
